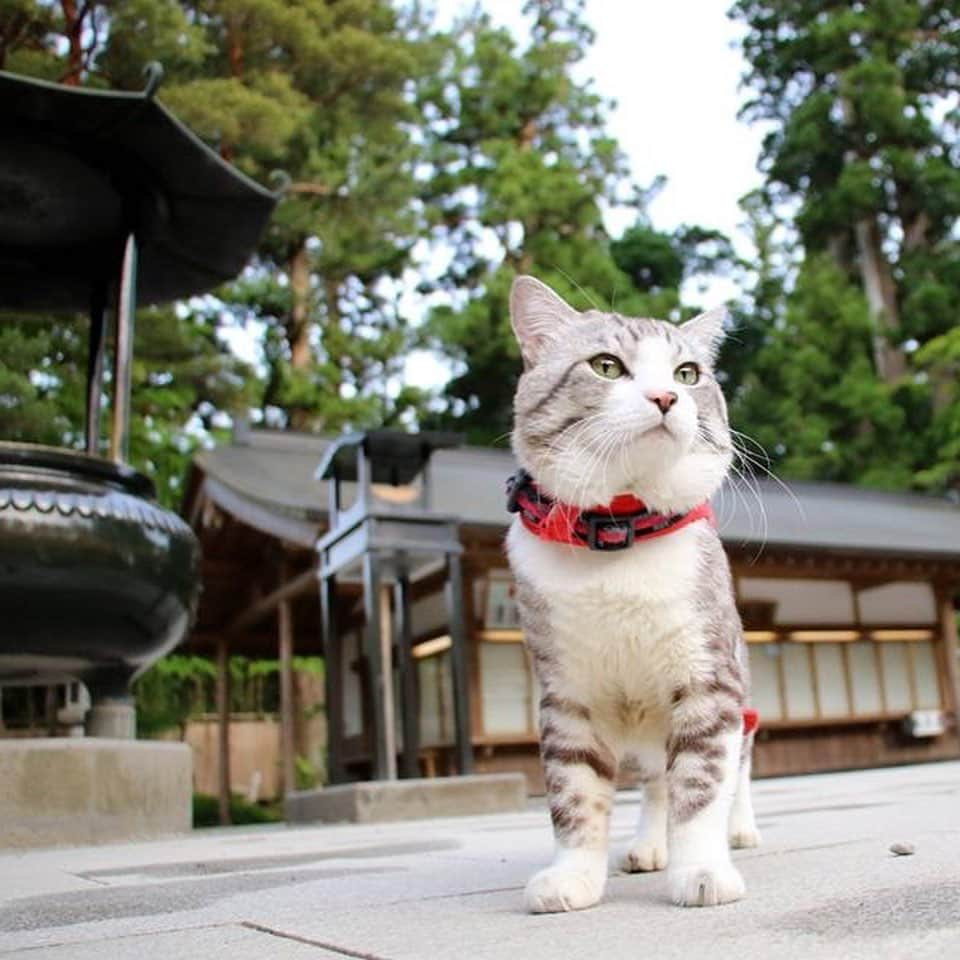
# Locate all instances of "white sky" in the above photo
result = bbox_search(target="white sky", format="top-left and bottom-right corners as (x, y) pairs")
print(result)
(432, 0), (766, 246)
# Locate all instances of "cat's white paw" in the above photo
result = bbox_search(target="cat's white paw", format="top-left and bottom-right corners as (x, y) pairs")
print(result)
(524, 862), (606, 913)
(622, 837), (668, 873)
(729, 826), (761, 849)
(669, 861), (745, 907)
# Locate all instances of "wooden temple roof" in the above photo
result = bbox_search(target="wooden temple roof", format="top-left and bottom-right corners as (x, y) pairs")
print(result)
(186, 427), (960, 562)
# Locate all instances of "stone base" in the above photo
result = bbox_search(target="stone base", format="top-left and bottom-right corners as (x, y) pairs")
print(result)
(86, 699), (137, 739)
(285, 773), (528, 825)
(0, 738), (192, 849)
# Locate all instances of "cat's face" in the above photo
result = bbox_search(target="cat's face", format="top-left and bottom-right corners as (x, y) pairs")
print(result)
(510, 276), (732, 514)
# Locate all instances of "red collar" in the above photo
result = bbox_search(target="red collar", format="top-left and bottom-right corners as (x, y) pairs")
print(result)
(506, 470), (715, 551)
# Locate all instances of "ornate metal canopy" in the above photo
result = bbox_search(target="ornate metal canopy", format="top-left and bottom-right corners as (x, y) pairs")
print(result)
(0, 67), (278, 311)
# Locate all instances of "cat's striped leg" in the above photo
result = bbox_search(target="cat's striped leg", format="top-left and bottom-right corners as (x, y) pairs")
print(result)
(622, 745), (668, 873)
(729, 729), (760, 849)
(666, 698), (745, 907)
(525, 694), (617, 913)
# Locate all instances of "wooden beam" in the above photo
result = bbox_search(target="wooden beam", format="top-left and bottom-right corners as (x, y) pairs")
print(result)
(278, 596), (297, 797)
(216, 635), (232, 826)
(226, 567), (317, 636)
(936, 586), (960, 719)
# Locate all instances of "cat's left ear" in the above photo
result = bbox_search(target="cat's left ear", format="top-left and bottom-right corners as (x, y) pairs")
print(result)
(679, 306), (728, 364)
(510, 275), (578, 369)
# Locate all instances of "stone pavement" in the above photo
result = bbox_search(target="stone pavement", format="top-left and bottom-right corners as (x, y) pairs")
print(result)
(1, 762), (959, 959)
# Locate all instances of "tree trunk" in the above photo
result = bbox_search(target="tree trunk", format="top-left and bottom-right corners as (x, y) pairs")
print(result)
(826, 231), (854, 275)
(838, 96), (907, 384)
(289, 243), (312, 370)
(60, 0), (84, 85)
(853, 215), (906, 383)
(287, 242), (313, 431)
(219, 14), (245, 164)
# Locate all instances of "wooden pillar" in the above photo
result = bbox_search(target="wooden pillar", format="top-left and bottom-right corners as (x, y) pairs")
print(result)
(380, 583), (398, 779)
(937, 585), (960, 721)
(320, 572), (344, 784)
(216, 635), (232, 826)
(464, 562), (485, 741)
(363, 552), (396, 780)
(394, 565), (419, 778)
(278, 596), (296, 796)
(446, 552), (473, 775)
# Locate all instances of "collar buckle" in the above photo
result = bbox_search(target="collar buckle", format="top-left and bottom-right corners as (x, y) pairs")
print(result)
(506, 469), (533, 514)
(582, 513), (637, 551)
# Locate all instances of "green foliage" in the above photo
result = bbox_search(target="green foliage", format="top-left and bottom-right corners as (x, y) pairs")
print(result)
(295, 754), (320, 790)
(134, 655), (216, 736)
(729, 0), (960, 494)
(4, 0), (959, 502)
(134, 654), (325, 736)
(732, 256), (916, 487)
(192, 793), (281, 827)
(0, 303), (252, 508)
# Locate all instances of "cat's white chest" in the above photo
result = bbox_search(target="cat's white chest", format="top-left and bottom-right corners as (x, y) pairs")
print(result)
(507, 519), (709, 711)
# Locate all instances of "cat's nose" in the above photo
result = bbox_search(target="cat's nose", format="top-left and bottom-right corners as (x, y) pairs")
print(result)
(647, 390), (677, 414)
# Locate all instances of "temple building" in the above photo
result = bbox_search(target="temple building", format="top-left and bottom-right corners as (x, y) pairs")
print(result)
(183, 427), (960, 796)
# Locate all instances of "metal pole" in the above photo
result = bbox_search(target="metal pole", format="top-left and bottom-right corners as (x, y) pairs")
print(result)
(216, 635), (232, 826)
(85, 284), (107, 455)
(446, 552), (473, 774)
(320, 572), (344, 784)
(109, 232), (137, 464)
(394, 563), (420, 778)
(278, 596), (297, 796)
(363, 552), (395, 780)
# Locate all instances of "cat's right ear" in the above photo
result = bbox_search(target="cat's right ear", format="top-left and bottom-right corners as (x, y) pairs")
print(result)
(510, 276), (577, 369)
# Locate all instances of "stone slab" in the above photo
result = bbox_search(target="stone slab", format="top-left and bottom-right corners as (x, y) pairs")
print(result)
(12, 922), (345, 959)
(1, 762), (958, 959)
(0, 738), (191, 849)
(285, 772), (528, 824)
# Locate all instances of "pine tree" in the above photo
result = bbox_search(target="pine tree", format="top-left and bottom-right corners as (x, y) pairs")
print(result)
(155, 0), (435, 431)
(730, 0), (960, 492)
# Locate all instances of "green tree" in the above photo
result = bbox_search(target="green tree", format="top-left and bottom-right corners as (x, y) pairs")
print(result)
(730, 0), (960, 492)
(418, 1), (732, 442)
(156, 0), (435, 431)
(1, 1), (435, 465)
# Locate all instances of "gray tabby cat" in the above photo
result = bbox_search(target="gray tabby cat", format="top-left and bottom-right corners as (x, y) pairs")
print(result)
(506, 276), (759, 911)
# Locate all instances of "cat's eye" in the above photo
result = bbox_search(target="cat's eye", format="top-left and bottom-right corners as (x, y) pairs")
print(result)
(589, 354), (625, 380)
(674, 362), (700, 386)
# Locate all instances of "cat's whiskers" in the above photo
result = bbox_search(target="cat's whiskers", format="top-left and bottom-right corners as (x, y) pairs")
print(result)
(729, 427), (806, 523)
(697, 421), (766, 549)
(727, 451), (768, 560)
(537, 412), (630, 498)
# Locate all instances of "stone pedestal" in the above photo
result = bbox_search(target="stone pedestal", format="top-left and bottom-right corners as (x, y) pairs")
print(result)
(86, 699), (137, 739)
(0, 738), (192, 849)
(285, 773), (527, 825)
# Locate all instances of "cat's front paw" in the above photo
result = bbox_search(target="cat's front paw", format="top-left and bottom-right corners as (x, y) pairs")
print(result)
(729, 826), (761, 849)
(669, 861), (745, 907)
(622, 837), (668, 873)
(524, 861), (606, 913)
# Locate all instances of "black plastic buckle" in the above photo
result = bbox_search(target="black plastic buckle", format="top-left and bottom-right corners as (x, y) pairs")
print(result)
(506, 469), (533, 514)
(582, 513), (637, 551)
